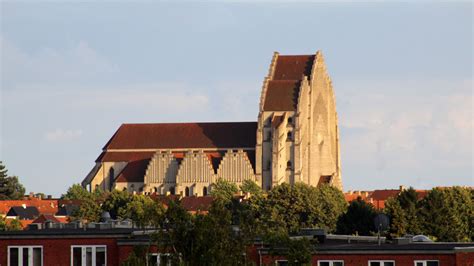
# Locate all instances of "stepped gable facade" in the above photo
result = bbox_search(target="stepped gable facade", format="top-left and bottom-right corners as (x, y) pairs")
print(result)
(82, 51), (342, 195)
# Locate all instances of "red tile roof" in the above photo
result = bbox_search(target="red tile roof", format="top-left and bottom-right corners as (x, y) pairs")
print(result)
(370, 190), (401, 201)
(31, 214), (61, 224)
(273, 55), (315, 80)
(180, 196), (214, 214)
(0, 198), (58, 215)
(103, 122), (257, 150)
(263, 80), (301, 111)
(115, 159), (150, 183)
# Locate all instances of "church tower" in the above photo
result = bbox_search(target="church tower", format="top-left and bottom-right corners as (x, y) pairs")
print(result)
(256, 51), (342, 190)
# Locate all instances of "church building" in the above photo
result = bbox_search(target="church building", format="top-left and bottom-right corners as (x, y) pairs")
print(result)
(82, 51), (342, 196)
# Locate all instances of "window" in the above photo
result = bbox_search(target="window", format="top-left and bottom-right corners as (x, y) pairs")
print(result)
(286, 161), (292, 170)
(318, 261), (344, 266)
(8, 246), (42, 266)
(414, 261), (439, 266)
(275, 260), (288, 266)
(287, 117), (293, 124)
(203, 186), (208, 196)
(286, 132), (292, 141)
(185, 187), (190, 197)
(149, 253), (172, 266)
(108, 168), (114, 191)
(369, 261), (395, 266)
(71, 246), (106, 266)
(169, 186), (175, 195)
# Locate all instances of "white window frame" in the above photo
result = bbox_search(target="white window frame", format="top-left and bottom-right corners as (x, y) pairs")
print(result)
(318, 261), (345, 266)
(70, 245), (107, 266)
(414, 261), (439, 266)
(148, 253), (172, 266)
(8, 245), (43, 266)
(369, 260), (396, 266)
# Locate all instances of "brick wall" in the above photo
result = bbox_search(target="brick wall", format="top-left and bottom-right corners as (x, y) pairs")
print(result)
(261, 253), (474, 266)
(0, 238), (120, 266)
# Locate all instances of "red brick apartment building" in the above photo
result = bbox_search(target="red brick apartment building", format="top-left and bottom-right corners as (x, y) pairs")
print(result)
(1, 226), (473, 266)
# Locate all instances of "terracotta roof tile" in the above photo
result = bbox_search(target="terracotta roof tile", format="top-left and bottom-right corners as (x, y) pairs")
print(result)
(263, 80), (300, 111)
(181, 196), (214, 213)
(31, 214), (61, 224)
(0, 199), (58, 215)
(370, 190), (401, 201)
(273, 55), (315, 80)
(104, 122), (257, 150)
(115, 159), (150, 183)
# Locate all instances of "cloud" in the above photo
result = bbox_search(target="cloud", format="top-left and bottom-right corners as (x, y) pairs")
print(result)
(338, 78), (472, 188)
(1, 36), (118, 88)
(45, 129), (83, 142)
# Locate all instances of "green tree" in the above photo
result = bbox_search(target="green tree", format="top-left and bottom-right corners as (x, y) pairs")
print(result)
(71, 197), (102, 223)
(312, 184), (347, 232)
(419, 187), (473, 242)
(210, 178), (238, 202)
(126, 194), (164, 228)
(0, 161), (25, 200)
(336, 197), (377, 236)
(256, 183), (346, 235)
(266, 231), (313, 266)
(102, 189), (132, 219)
(240, 179), (263, 197)
(7, 218), (23, 231)
(385, 187), (422, 237)
(156, 199), (194, 264)
(192, 201), (247, 265)
(61, 184), (92, 200)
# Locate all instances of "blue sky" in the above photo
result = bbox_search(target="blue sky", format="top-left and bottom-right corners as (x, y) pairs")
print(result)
(1, 2), (472, 196)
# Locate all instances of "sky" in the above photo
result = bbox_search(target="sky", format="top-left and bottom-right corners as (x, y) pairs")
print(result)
(0, 2), (472, 196)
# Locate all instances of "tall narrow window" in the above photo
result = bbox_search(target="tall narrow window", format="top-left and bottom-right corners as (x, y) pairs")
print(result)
(287, 131), (292, 141)
(286, 161), (292, 170)
(108, 168), (115, 191)
(203, 186), (208, 196)
(185, 187), (190, 197)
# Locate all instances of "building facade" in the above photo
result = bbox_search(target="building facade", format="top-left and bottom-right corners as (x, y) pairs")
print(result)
(1, 228), (473, 266)
(82, 51), (342, 195)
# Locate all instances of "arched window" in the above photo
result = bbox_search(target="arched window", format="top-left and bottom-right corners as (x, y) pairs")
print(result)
(286, 161), (292, 170)
(287, 117), (293, 124)
(287, 131), (292, 141)
(185, 187), (190, 197)
(169, 186), (175, 195)
(108, 168), (115, 191)
(203, 186), (208, 196)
